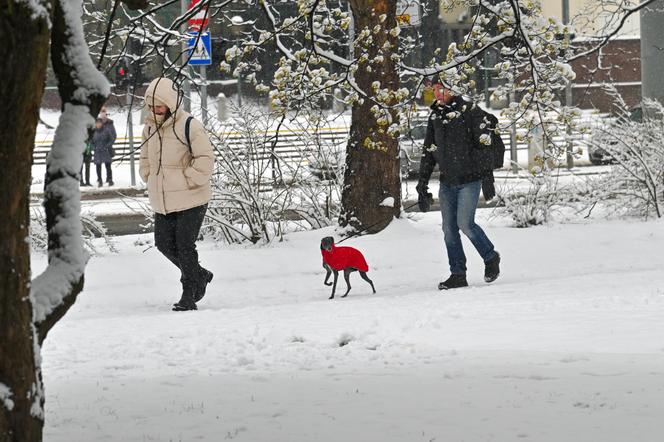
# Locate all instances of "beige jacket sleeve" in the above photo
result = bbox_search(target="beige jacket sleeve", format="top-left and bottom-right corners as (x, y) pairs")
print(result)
(139, 125), (150, 183)
(183, 119), (214, 187)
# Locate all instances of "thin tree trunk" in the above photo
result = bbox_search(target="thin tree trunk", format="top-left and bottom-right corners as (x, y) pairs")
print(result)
(341, 0), (401, 233)
(0, 1), (53, 440)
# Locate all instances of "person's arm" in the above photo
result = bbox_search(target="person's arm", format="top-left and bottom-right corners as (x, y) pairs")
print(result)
(108, 121), (117, 144)
(417, 117), (436, 189)
(183, 119), (214, 187)
(416, 117), (436, 211)
(139, 125), (150, 183)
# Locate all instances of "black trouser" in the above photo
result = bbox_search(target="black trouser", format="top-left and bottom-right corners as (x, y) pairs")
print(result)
(96, 162), (112, 183)
(80, 154), (91, 184)
(154, 204), (208, 301)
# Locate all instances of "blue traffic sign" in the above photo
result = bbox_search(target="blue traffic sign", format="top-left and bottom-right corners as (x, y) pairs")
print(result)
(187, 32), (212, 65)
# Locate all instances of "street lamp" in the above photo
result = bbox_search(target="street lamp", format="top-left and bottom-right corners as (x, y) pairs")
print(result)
(562, 0), (574, 169)
(230, 15), (245, 107)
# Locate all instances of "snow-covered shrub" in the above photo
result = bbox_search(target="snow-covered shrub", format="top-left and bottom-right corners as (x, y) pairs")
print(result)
(203, 105), (344, 244)
(30, 209), (116, 254)
(490, 161), (605, 227)
(584, 97), (664, 219)
(119, 193), (154, 233)
(493, 171), (562, 227)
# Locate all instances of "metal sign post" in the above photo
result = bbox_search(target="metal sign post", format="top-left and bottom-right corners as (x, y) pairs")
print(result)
(181, 0), (193, 112)
(563, 0), (574, 169)
(187, 31), (212, 124)
(200, 65), (207, 125)
(127, 84), (136, 186)
(187, 0), (210, 121)
(510, 89), (518, 174)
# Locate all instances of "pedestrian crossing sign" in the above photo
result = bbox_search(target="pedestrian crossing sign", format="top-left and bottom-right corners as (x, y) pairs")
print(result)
(187, 32), (212, 65)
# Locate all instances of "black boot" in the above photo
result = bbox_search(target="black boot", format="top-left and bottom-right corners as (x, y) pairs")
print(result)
(173, 282), (198, 311)
(438, 274), (468, 290)
(173, 296), (197, 311)
(194, 268), (214, 302)
(484, 253), (501, 283)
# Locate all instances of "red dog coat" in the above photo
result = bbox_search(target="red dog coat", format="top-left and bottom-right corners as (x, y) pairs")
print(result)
(321, 244), (369, 272)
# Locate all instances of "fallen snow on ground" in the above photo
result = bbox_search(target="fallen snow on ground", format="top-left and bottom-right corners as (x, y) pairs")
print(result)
(38, 213), (664, 441)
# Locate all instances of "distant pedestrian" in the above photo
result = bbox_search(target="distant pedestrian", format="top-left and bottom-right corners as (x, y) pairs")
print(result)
(79, 137), (93, 186)
(139, 77), (215, 312)
(92, 107), (117, 186)
(417, 78), (501, 290)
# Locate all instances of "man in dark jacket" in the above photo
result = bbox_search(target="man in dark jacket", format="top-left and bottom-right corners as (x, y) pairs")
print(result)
(417, 80), (500, 290)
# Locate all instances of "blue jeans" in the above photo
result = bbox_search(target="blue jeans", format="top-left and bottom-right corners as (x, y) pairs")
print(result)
(439, 180), (496, 275)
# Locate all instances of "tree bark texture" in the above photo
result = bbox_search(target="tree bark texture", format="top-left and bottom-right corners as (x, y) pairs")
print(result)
(0, 1), (52, 440)
(341, 0), (401, 234)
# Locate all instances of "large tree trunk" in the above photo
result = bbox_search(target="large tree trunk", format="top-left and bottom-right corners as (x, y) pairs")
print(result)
(341, 0), (401, 234)
(1, 0), (142, 438)
(0, 1), (52, 440)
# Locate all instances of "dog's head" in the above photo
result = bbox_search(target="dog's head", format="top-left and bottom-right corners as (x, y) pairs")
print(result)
(320, 236), (335, 251)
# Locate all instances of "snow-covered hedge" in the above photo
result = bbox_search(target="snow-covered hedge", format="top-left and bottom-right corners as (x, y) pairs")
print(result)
(585, 98), (664, 219)
(30, 209), (116, 254)
(203, 105), (344, 244)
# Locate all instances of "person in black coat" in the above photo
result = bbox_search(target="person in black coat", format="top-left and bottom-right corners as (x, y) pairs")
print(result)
(417, 80), (501, 290)
(92, 107), (117, 186)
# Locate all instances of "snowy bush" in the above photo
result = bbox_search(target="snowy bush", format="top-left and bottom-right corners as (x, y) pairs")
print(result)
(493, 95), (664, 227)
(584, 97), (664, 219)
(202, 105), (344, 244)
(493, 171), (561, 227)
(491, 166), (596, 227)
(119, 193), (154, 233)
(30, 208), (116, 254)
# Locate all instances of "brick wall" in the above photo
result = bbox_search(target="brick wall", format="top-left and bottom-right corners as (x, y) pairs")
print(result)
(570, 38), (642, 112)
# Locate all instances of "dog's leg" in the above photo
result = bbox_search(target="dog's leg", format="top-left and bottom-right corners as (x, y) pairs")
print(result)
(360, 271), (376, 294)
(329, 270), (338, 299)
(341, 268), (353, 298)
(323, 263), (333, 286)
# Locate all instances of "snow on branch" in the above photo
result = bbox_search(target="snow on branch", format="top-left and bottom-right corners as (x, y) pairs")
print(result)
(569, 0), (658, 61)
(16, 0), (51, 26)
(31, 105), (93, 324)
(31, 0), (110, 334)
(0, 383), (14, 412)
(57, 0), (110, 103)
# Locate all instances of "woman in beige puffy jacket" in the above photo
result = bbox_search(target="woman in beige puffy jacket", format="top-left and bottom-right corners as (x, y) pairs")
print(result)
(140, 77), (215, 311)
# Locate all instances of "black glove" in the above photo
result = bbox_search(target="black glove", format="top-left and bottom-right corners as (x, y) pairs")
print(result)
(419, 192), (433, 212)
(482, 176), (496, 201)
(416, 181), (433, 212)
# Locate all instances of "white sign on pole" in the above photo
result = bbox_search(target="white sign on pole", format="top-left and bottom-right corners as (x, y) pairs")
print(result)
(396, 0), (422, 27)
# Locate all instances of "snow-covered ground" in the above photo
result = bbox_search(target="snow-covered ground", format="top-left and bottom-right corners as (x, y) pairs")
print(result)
(37, 212), (664, 441)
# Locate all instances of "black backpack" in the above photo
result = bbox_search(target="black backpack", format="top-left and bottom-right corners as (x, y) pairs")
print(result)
(466, 109), (505, 170)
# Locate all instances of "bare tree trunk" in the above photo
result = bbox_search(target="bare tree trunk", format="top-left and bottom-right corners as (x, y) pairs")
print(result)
(0, 1), (52, 440)
(341, 0), (401, 234)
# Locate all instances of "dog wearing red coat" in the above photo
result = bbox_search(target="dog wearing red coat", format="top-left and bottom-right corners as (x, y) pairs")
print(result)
(320, 236), (376, 299)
